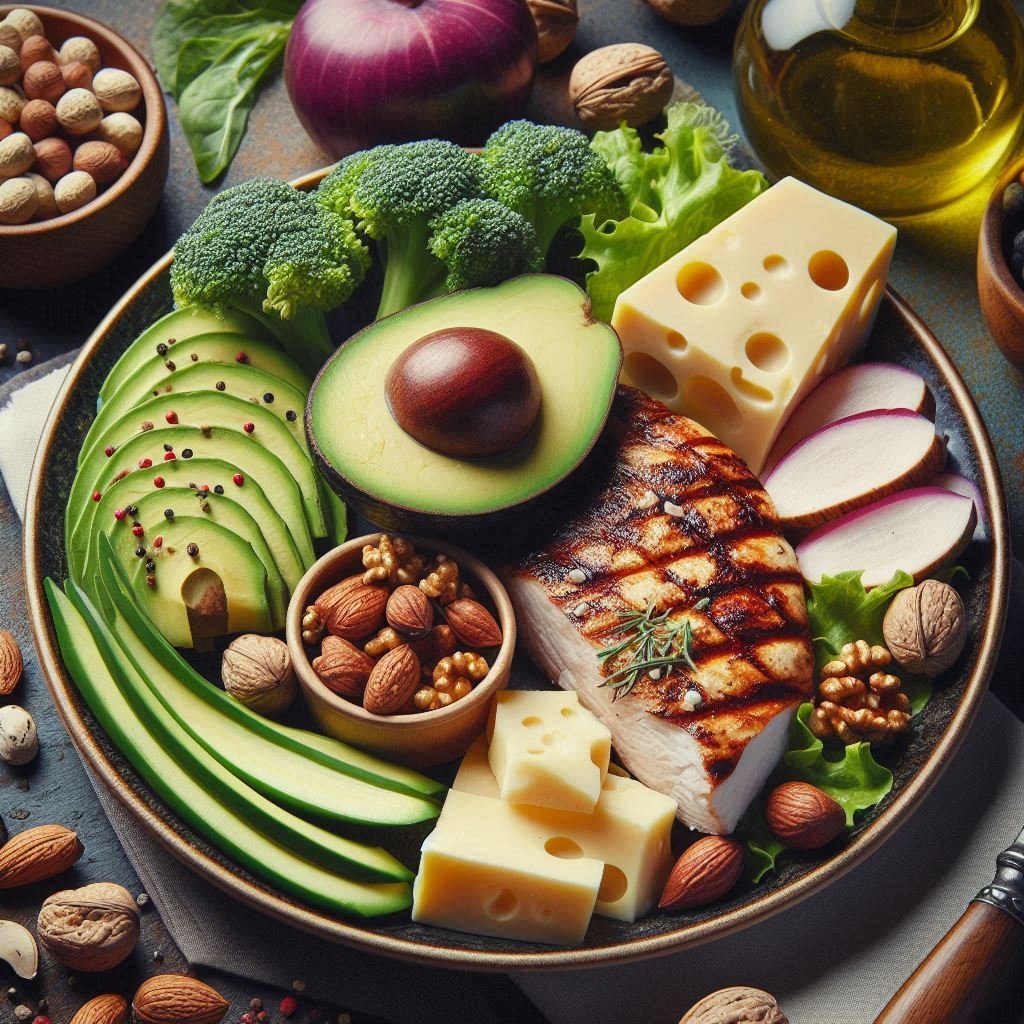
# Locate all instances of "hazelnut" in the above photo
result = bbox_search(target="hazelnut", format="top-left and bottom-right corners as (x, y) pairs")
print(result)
(18, 98), (55, 141)
(0, 131), (34, 178)
(74, 140), (125, 186)
(0, 22), (22, 53)
(55, 87), (102, 135)
(24, 171), (57, 219)
(33, 135), (71, 181)
(97, 111), (142, 157)
(569, 43), (675, 131)
(53, 169), (96, 213)
(19, 35), (56, 72)
(92, 67), (141, 114)
(3, 10), (45, 45)
(0, 45), (19, 86)
(58, 36), (101, 74)
(0, 118), (10, 141)
(0, 86), (25, 125)
(61, 60), (92, 92)
(0, 175), (36, 224)
(23, 60), (65, 104)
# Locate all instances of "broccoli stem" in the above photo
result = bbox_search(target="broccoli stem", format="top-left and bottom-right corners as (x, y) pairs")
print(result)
(375, 224), (447, 320)
(244, 303), (335, 377)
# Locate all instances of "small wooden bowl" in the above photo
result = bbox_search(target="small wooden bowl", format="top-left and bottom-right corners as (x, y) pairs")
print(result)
(286, 534), (515, 767)
(0, 5), (169, 289)
(977, 153), (1024, 369)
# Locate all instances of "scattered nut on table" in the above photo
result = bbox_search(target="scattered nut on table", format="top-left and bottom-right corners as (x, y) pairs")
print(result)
(526, 0), (578, 63)
(679, 986), (788, 1023)
(569, 42), (674, 131)
(882, 578), (966, 677)
(37, 881), (140, 971)
(0, 704), (38, 764)
(0, 630), (22, 695)
(0, 920), (38, 980)
(221, 633), (296, 717)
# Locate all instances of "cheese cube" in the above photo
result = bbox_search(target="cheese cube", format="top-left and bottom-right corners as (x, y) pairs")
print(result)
(612, 177), (897, 474)
(413, 788), (604, 945)
(452, 737), (676, 923)
(487, 690), (611, 813)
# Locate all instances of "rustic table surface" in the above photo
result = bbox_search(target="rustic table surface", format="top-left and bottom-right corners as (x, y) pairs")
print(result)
(1, 2), (1023, 1023)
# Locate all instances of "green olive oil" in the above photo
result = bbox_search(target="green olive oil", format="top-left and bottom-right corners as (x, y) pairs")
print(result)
(734, 0), (1024, 217)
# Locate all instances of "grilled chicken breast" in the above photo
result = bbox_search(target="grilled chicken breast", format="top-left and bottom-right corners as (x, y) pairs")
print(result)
(507, 386), (814, 835)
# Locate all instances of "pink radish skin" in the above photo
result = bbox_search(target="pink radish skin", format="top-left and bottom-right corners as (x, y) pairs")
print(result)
(932, 472), (988, 526)
(763, 410), (946, 529)
(765, 363), (934, 473)
(796, 486), (976, 589)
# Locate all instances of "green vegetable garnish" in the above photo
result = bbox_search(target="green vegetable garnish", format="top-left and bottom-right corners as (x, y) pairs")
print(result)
(152, 0), (301, 183)
(579, 101), (768, 322)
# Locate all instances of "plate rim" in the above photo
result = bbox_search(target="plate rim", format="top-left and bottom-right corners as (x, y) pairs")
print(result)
(24, 173), (1011, 971)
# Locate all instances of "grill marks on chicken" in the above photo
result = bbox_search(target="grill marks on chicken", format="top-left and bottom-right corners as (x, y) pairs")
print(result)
(509, 387), (814, 832)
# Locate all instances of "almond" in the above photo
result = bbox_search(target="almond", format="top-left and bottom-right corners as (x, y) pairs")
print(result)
(443, 598), (502, 648)
(658, 835), (744, 911)
(315, 576), (387, 640)
(132, 975), (229, 1024)
(386, 585), (433, 637)
(312, 635), (376, 697)
(364, 644), (421, 715)
(764, 781), (845, 850)
(0, 824), (84, 889)
(0, 629), (22, 695)
(70, 993), (129, 1024)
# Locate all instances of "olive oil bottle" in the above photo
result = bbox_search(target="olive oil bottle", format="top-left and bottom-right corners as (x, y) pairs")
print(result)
(733, 0), (1024, 217)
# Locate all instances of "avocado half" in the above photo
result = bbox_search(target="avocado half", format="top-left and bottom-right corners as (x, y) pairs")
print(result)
(306, 275), (623, 532)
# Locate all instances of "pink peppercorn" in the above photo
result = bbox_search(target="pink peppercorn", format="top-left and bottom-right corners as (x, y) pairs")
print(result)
(279, 996), (298, 1018)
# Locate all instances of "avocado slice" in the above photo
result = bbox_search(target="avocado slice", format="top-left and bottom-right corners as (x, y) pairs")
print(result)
(68, 425), (315, 588)
(99, 307), (272, 408)
(308, 275), (622, 531)
(73, 459), (304, 605)
(100, 489), (288, 628)
(46, 579), (414, 914)
(77, 391), (327, 539)
(96, 540), (442, 825)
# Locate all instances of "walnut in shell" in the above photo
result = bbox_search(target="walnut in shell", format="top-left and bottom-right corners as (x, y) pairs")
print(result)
(527, 0), (578, 63)
(221, 634), (296, 717)
(37, 881), (140, 971)
(679, 986), (788, 1023)
(882, 579), (966, 677)
(569, 43), (674, 131)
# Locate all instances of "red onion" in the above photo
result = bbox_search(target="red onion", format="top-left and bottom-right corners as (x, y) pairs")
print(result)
(285, 0), (539, 158)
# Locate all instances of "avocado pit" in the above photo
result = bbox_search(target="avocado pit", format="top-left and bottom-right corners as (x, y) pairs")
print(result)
(384, 327), (541, 459)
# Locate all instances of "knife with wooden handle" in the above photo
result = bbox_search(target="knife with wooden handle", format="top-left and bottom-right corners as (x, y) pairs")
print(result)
(874, 825), (1024, 1024)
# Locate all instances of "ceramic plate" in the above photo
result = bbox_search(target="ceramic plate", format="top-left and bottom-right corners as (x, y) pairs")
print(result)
(25, 172), (1010, 971)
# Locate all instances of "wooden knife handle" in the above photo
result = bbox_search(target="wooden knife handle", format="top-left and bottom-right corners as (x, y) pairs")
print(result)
(874, 839), (1024, 1024)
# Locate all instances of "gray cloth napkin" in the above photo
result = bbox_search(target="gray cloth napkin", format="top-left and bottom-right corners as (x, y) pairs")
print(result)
(4, 359), (1023, 1024)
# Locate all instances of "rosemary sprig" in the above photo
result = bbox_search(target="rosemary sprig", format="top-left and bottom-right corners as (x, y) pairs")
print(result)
(596, 599), (707, 700)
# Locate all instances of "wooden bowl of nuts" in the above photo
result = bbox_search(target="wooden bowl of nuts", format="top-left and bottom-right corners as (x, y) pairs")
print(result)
(0, 5), (168, 289)
(286, 533), (516, 767)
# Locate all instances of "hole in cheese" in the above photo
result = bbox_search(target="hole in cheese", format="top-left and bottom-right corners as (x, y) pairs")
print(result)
(598, 865), (629, 903)
(559, 706), (575, 718)
(763, 254), (789, 275)
(667, 330), (688, 352)
(676, 261), (725, 305)
(731, 367), (774, 403)
(745, 332), (790, 372)
(545, 837), (585, 859)
(527, 747), (544, 755)
(624, 352), (678, 401)
(541, 731), (561, 747)
(486, 888), (519, 920)
(522, 716), (542, 727)
(741, 281), (762, 300)
(808, 250), (850, 290)
(681, 375), (743, 434)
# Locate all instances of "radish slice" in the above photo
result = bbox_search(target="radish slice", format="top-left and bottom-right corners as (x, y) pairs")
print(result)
(796, 487), (976, 588)
(765, 363), (934, 472)
(763, 410), (946, 529)
(932, 472), (988, 526)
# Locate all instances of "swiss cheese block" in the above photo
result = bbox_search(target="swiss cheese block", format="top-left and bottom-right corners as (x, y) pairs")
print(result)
(612, 177), (897, 474)
(412, 788), (604, 944)
(453, 737), (676, 923)
(487, 690), (611, 813)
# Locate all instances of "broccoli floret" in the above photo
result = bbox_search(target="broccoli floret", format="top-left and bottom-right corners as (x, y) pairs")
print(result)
(428, 199), (542, 293)
(479, 120), (627, 257)
(316, 140), (483, 319)
(171, 178), (370, 374)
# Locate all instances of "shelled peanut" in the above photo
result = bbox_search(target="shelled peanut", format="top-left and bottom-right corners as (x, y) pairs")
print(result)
(0, 9), (143, 224)
(305, 536), (503, 716)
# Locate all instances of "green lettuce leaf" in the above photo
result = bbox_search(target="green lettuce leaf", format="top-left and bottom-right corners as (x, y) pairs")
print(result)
(579, 101), (768, 322)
